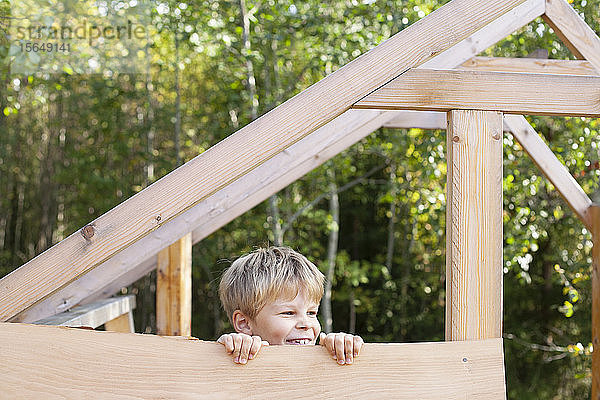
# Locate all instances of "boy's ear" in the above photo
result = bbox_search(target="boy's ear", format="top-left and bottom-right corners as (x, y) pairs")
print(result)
(232, 310), (253, 335)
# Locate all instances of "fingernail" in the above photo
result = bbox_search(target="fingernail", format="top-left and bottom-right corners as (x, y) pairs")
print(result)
(234, 356), (239, 363)
(240, 358), (247, 364)
(346, 357), (352, 364)
(338, 359), (345, 365)
(354, 352), (358, 357)
(248, 354), (254, 359)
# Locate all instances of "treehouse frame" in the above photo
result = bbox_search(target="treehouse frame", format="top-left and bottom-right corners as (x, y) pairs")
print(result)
(1, 0), (600, 398)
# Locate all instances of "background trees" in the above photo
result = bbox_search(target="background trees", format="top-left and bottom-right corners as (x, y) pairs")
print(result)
(2, 0), (599, 397)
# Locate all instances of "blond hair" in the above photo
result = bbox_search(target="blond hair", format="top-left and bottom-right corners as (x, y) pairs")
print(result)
(219, 246), (325, 321)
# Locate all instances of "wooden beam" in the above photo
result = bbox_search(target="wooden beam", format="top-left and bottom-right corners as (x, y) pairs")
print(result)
(420, 0), (545, 69)
(383, 110), (447, 130)
(11, 110), (396, 323)
(543, 0), (600, 71)
(460, 56), (598, 75)
(503, 115), (593, 230)
(1, 323), (506, 399)
(33, 295), (135, 329)
(0, 0), (530, 322)
(353, 69), (600, 117)
(104, 311), (135, 333)
(446, 110), (503, 341)
(156, 234), (192, 337)
(591, 205), (600, 400)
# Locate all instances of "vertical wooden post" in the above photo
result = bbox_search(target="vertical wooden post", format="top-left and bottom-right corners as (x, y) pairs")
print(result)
(105, 311), (135, 333)
(445, 110), (503, 341)
(590, 205), (600, 400)
(156, 233), (192, 336)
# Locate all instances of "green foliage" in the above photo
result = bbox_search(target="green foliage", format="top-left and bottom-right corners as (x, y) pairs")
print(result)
(1, 1), (599, 397)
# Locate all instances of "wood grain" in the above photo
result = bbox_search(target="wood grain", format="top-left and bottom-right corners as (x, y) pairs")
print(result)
(156, 233), (192, 336)
(446, 110), (503, 341)
(32, 295), (135, 329)
(104, 311), (135, 333)
(543, 0), (600, 71)
(460, 56), (597, 75)
(504, 115), (592, 230)
(0, 0), (530, 322)
(353, 68), (600, 117)
(0, 322), (506, 399)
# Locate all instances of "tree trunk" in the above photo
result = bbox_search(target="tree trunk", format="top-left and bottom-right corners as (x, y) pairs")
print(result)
(174, 33), (182, 167)
(385, 162), (397, 274)
(322, 167), (339, 333)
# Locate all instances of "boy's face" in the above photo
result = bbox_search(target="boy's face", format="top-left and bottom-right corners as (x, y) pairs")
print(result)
(248, 288), (321, 345)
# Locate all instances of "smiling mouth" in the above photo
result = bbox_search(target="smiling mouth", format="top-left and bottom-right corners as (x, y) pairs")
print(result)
(286, 338), (312, 345)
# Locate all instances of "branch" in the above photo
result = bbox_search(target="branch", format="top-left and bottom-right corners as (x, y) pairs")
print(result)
(281, 164), (386, 235)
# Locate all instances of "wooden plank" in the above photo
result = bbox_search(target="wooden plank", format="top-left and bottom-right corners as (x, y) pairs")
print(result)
(0, 322), (506, 399)
(11, 110), (396, 323)
(543, 0), (600, 71)
(460, 56), (597, 75)
(33, 295), (135, 329)
(156, 234), (192, 336)
(383, 110), (447, 129)
(503, 114), (593, 230)
(0, 0), (530, 322)
(354, 69), (600, 117)
(104, 311), (135, 333)
(421, 0), (545, 69)
(445, 110), (503, 341)
(591, 205), (600, 400)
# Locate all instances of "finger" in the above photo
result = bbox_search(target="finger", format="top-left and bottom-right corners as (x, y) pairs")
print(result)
(318, 332), (326, 346)
(248, 336), (262, 360)
(334, 334), (345, 365)
(324, 333), (336, 359)
(353, 336), (364, 357)
(232, 334), (243, 363)
(345, 335), (354, 364)
(217, 335), (234, 354)
(238, 335), (253, 364)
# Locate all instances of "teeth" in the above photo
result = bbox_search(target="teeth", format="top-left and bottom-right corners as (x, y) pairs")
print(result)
(287, 339), (310, 345)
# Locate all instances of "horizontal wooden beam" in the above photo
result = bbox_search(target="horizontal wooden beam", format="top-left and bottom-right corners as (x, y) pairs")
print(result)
(383, 110), (447, 130)
(504, 115), (593, 229)
(543, 0), (600, 71)
(1, 323), (506, 399)
(0, 0), (530, 322)
(33, 295), (135, 329)
(353, 69), (600, 117)
(460, 56), (597, 75)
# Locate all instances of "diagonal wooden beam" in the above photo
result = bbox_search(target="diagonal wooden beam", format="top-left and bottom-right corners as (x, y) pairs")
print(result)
(460, 56), (597, 75)
(353, 69), (600, 117)
(0, 0), (532, 322)
(1, 322), (506, 399)
(543, 0), (600, 71)
(12, 110), (397, 322)
(10, 0), (544, 323)
(503, 115), (593, 230)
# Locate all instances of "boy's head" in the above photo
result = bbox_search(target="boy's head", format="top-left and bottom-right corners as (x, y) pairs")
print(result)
(219, 246), (325, 344)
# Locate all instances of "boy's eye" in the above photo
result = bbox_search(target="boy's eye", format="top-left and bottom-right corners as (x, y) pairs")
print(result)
(281, 311), (294, 315)
(308, 311), (318, 316)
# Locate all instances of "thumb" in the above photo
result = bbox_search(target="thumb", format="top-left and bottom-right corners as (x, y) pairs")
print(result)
(262, 341), (270, 346)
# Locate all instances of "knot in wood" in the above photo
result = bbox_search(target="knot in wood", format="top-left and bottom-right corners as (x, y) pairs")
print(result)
(492, 131), (502, 140)
(81, 225), (95, 240)
(452, 136), (460, 143)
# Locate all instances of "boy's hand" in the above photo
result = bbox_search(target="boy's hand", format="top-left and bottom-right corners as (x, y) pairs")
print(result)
(318, 332), (364, 365)
(217, 333), (269, 364)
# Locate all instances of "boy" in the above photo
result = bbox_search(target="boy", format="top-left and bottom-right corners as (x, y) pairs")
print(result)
(217, 246), (363, 365)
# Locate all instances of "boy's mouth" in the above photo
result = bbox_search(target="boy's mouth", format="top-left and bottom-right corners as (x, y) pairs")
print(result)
(286, 338), (312, 345)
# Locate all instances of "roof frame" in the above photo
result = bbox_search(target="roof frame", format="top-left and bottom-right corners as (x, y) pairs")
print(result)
(1, 0), (537, 323)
